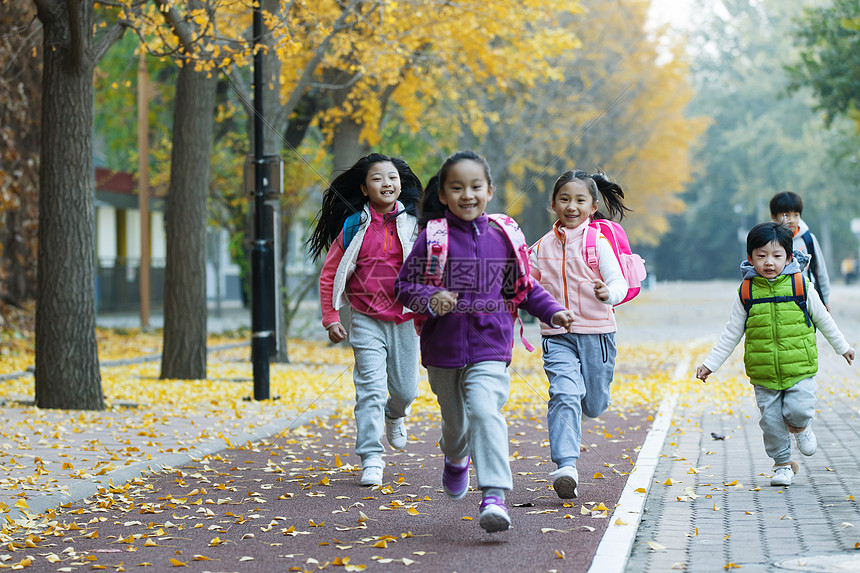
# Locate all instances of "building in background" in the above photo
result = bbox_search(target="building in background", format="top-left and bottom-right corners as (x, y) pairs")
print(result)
(93, 167), (242, 313)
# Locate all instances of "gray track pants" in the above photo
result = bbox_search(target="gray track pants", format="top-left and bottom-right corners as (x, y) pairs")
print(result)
(753, 377), (816, 465)
(349, 311), (419, 468)
(542, 332), (616, 470)
(427, 361), (513, 491)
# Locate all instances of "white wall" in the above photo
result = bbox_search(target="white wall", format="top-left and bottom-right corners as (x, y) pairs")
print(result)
(125, 208), (141, 262)
(96, 206), (117, 265)
(151, 211), (166, 266)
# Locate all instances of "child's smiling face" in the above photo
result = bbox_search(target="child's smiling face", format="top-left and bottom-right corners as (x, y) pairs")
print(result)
(552, 180), (597, 229)
(748, 240), (791, 279)
(361, 161), (401, 213)
(438, 159), (493, 222)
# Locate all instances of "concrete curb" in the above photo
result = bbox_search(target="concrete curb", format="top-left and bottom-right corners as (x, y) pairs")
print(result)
(587, 393), (677, 573)
(587, 351), (689, 573)
(6, 404), (335, 525)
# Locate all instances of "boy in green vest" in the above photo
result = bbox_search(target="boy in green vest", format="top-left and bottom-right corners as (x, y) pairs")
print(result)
(696, 222), (854, 487)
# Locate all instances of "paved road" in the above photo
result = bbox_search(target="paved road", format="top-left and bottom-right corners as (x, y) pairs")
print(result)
(10, 408), (650, 572)
(4, 280), (860, 572)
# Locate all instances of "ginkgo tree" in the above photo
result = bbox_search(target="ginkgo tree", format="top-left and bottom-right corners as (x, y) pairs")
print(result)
(101, 0), (688, 377)
(153, 0), (593, 363)
(31, 0), (127, 410)
(381, 0), (705, 245)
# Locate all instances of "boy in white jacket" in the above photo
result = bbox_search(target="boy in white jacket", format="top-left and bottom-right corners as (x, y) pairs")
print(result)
(697, 222), (854, 487)
(769, 191), (830, 309)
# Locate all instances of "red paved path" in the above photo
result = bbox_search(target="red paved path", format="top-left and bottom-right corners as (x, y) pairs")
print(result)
(15, 408), (651, 572)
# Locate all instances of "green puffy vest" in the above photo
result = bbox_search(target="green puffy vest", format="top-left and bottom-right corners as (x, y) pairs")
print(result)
(742, 274), (817, 390)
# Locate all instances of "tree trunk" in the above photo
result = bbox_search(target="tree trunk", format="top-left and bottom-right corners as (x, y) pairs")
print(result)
(331, 118), (368, 173)
(1, 1), (41, 304)
(34, 0), (104, 409)
(160, 65), (217, 380)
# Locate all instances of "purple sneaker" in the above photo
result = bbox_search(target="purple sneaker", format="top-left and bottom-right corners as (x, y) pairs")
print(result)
(442, 456), (470, 499)
(479, 496), (511, 532)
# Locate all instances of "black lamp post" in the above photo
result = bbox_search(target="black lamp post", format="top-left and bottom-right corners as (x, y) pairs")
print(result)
(250, 2), (271, 400)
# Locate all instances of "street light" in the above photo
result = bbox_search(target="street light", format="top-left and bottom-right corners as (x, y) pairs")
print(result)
(250, 3), (271, 401)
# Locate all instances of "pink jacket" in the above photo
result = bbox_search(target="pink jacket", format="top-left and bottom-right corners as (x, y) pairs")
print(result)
(319, 202), (418, 327)
(529, 220), (627, 335)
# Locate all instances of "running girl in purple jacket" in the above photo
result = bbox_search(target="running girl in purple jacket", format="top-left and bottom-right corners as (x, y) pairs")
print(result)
(394, 150), (575, 533)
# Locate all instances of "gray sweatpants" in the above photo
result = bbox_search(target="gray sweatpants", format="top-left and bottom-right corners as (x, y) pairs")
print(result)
(753, 377), (817, 465)
(349, 311), (420, 469)
(426, 361), (513, 491)
(542, 332), (616, 470)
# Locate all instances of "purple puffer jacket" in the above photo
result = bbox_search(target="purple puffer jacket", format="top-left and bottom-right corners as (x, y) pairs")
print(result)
(394, 210), (565, 368)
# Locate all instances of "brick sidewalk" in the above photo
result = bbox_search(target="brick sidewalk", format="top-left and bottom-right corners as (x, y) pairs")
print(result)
(627, 355), (860, 572)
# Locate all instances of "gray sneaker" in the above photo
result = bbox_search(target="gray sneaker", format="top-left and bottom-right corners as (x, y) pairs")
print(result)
(385, 416), (407, 450)
(360, 466), (383, 486)
(771, 465), (794, 487)
(795, 425), (817, 456)
(549, 466), (579, 499)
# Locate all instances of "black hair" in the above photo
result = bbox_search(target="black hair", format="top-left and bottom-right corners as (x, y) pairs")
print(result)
(769, 191), (803, 216)
(307, 153), (423, 261)
(551, 169), (632, 221)
(419, 150), (492, 228)
(746, 221), (793, 259)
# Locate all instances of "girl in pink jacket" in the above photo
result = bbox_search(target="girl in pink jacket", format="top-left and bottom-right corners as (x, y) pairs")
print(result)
(307, 153), (423, 488)
(529, 170), (631, 501)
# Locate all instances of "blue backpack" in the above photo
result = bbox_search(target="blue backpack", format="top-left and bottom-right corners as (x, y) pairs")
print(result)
(342, 211), (364, 249)
(800, 230), (824, 301)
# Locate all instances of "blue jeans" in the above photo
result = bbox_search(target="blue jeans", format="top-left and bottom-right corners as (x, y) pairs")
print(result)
(542, 333), (616, 469)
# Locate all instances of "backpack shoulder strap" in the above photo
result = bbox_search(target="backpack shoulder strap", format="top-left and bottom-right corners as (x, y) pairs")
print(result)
(791, 272), (807, 301)
(487, 213), (535, 353)
(584, 222), (600, 269)
(800, 230), (823, 298)
(739, 278), (754, 313)
(425, 218), (448, 286)
(801, 230), (814, 256)
(488, 213), (531, 280)
(342, 211), (364, 249)
(791, 272), (814, 329)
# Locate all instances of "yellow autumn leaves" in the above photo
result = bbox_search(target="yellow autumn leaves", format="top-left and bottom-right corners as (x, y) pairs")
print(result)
(0, 328), (745, 419)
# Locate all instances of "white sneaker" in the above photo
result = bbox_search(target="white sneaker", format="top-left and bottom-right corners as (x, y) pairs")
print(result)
(771, 465), (794, 487)
(794, 425), (817, 456)
(385, 416), (407, 450)
(360, 466), (383, 486)
(549, 466), (578, 499)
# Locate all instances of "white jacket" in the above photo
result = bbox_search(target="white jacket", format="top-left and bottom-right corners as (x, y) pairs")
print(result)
(331, 201), (418, 311)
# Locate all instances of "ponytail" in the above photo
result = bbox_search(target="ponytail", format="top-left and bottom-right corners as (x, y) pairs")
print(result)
(591, 170), (632, 222)
(419, 174), (446, 228)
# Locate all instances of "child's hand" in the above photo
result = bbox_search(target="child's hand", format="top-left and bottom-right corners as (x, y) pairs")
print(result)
(429, 290), (458, 316)
(551, 310), (575, 331)
(696, 365), (711, 382)
(593, 279), (610, 302)
(326, 322), (347, 344)
(844, 347), (855, 365)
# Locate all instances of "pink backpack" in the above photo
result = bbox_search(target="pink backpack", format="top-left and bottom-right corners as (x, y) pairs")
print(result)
(420, 213), (537, 351)
(584, 219), (647, 306)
